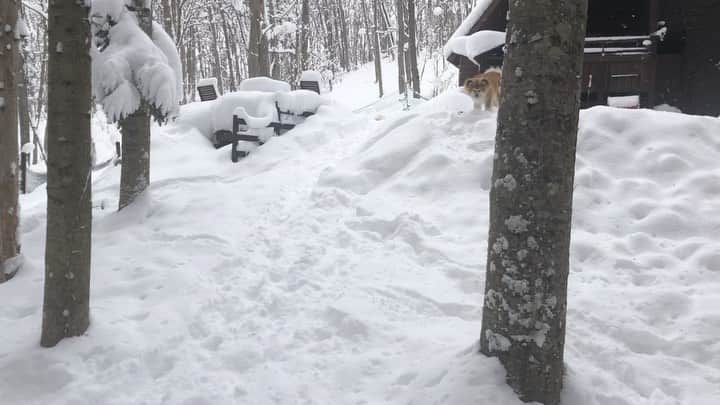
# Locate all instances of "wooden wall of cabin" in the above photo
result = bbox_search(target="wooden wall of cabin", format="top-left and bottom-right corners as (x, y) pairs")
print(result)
(654, 0), (720, 116)
(453, 0), (720, 116)
(677, 0), (720, 116)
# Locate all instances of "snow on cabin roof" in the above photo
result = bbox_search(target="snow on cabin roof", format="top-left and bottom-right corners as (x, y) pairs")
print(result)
(443, 0), (499, 59)
(443, 30), (506, 61)
(447, 0), (496, 42)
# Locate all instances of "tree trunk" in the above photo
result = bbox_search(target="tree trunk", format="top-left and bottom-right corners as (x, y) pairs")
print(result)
(267, 0), (282, 79)
(297, 0), (310, 75)
(161, 0), (173, 38)
(395, 0), (407, 94)
(371, 0), (383, 97)
(206, 3), (224, 93)
(248, 0), (269, 77)
(118, 1), (153, 211)
(479, 1), (588, 404)
(0, 0), (21, 283)
(406, 0), (420, 97)
(18, 49), (31, 154)
(42, 0), (93, 347)
(221, 10), (237, 91)
(335, 0), (350, 70)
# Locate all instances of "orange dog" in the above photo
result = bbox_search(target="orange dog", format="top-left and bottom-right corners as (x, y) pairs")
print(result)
(463, 67), (502, 111)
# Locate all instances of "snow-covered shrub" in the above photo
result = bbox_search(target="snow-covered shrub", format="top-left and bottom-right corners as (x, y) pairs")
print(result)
(90, 0), (182, 123)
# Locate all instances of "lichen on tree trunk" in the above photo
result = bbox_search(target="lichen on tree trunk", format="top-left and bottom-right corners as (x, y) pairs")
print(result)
(42, 0), (93, 347)
(478, 1), (588, 404)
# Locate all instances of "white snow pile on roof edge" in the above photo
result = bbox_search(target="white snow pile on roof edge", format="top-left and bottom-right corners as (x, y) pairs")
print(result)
(443, 30), (506, 60)
(445, 0), (495, 46)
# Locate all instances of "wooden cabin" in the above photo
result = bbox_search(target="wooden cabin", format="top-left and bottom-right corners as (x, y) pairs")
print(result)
(446, 0), (720, 116)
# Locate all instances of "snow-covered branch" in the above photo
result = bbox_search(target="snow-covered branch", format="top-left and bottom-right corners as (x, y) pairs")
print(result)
(90, 0), (182, 122)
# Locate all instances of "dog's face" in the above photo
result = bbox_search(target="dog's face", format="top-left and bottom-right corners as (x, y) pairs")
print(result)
(464, 77), (490, 98)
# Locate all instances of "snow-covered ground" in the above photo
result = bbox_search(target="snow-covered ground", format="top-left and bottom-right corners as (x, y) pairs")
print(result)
(2, 68), (720, 404)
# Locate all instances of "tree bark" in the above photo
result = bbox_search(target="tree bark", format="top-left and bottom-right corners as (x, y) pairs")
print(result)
(118, 0), (153, 211)
(34, 29), (48, 164)
(206, 3), (224, 93)
(18, 46), (31, 154)
(248, 0), (269, 77)
(0, 0), (21, 283)
(161, 0), (173, 38)
(371, 0), (383, 97)
(479, 1), (588, 404)
(297, 0), (310, 75)
(406, 0), (420, 97)
(42, 0), (93, 347)
(395, 0), (406, 94)
(220, 10), (237, 91)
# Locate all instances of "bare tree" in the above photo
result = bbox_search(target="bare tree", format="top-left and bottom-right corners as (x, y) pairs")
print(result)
(0, 0), (21, 283)
(371, 0), (383, 97)
(248, 0), (269, 77)
(395, 0), (407, 93)
(405, 0), (420, 97)
(297, 0), (310, 75)
(479, 0), (588, 404)
(42, 0), (93, 347)
(17, 6), (32, 161)
(206, 3), (224, 92)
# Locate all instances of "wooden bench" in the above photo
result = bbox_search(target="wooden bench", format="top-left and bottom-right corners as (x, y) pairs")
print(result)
(211, 103), (316, 162)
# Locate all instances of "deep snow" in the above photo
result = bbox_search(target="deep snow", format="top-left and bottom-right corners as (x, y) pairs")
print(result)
(2, 76), (720, 404)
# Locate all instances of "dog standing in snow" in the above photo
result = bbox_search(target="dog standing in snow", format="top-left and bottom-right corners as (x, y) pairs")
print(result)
(463, 67), (502, 111)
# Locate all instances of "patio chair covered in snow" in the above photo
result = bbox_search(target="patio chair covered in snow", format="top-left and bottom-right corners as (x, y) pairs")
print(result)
(197, 77), (220, 101)
(299, 71), (322, 94)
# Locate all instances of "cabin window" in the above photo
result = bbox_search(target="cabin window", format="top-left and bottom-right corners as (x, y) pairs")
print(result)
(586, 0), (650, 37)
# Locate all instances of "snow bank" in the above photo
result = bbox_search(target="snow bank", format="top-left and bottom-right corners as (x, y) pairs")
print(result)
(3, 82), (719, 405)
(210, 91), (277, 141)
(276, 90), (325, 113)
(316, 105), (720, 405)
(175, 100), (217, 137)
(238, 77), (291, 93)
